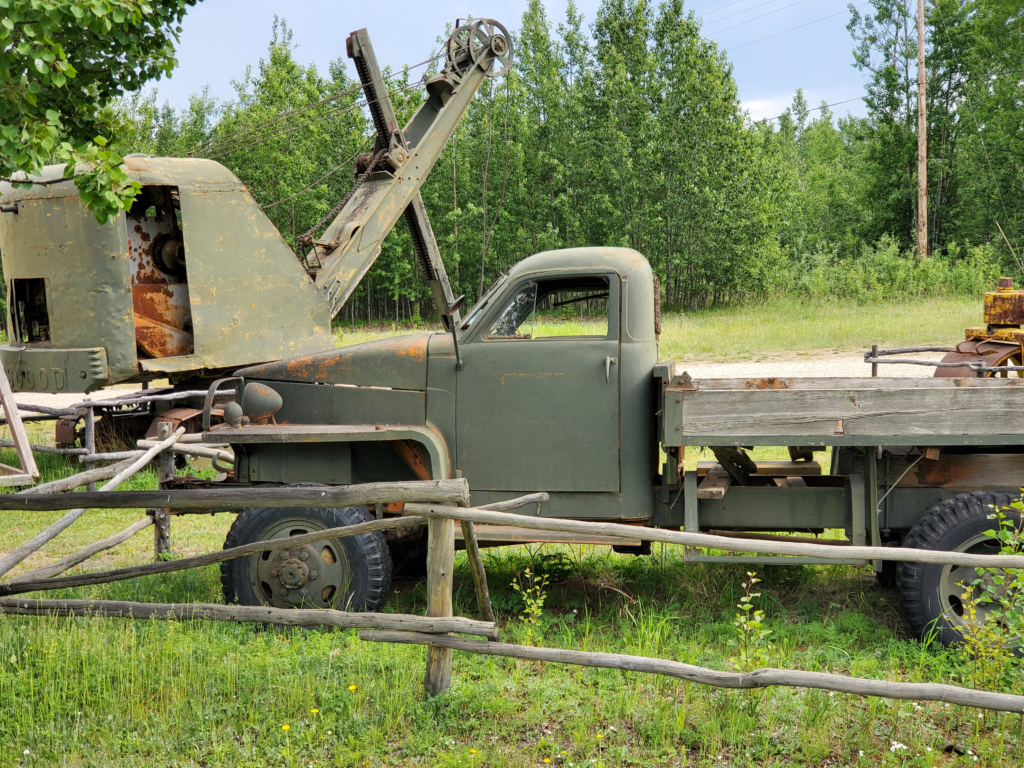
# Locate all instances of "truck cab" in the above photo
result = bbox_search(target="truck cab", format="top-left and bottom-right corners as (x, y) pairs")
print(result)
(231, 247), (660, 522)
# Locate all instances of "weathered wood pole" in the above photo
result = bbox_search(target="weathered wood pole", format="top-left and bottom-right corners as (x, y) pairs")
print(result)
(423, 510), (455, 696)
(916, 0), (928, 258)
(460, 520), (496, 624)
(361, 631), (1024, 714)
(84, 406), (97, 490)
(0, 597), (499, 638)
(154, 422), (173, 558)
(9, 517), (153, 582)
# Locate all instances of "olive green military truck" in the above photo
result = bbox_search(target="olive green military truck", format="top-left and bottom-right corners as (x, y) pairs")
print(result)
(210, 243), (1024, 649)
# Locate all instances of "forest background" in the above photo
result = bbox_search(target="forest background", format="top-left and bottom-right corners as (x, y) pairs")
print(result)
(118, 0), (1024, 322)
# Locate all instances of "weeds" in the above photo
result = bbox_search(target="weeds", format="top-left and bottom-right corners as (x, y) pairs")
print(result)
(511, 567), (548, 646)
(728, 572), (772, 672)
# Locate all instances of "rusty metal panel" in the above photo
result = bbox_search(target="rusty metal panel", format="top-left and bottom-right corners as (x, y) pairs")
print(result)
(238, 335), (430, 390)
(983, 278), (1024, 325)
(267, 380), (426, 426)
(0, 156), (333, 390)
(896, 453), (1024, 490)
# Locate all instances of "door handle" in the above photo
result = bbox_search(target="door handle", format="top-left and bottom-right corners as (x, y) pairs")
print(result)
(605, 355), (617, 383)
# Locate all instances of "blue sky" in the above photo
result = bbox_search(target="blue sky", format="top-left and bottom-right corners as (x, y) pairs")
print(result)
(156, 0), (870, 123)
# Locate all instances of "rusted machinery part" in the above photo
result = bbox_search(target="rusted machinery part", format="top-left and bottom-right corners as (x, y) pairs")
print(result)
(446, 19), (513, 78)
(933, 339), (1022, 378)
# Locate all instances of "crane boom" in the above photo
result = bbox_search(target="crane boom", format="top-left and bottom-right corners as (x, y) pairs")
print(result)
(305, 20), (512, 328)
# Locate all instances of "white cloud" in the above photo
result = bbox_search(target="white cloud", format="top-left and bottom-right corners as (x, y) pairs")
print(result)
(741, 96), (793, 121)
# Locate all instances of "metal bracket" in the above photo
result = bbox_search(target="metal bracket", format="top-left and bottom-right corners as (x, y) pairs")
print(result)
(202, 377), (243, 431)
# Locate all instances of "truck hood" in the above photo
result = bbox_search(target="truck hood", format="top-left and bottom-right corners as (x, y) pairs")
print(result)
(235, 333), (431, 391)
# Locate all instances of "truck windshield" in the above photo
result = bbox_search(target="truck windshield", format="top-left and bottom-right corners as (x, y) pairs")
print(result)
(459, 273), (508, 332)
(486, 275), (610, 339)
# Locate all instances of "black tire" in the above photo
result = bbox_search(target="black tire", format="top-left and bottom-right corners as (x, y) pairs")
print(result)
(875, 558), (898, 589)
(221, 504), (391, 612)
(897, 490), (1018, 646)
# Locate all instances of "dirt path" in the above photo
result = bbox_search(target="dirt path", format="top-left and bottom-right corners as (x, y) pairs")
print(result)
(682, 351), (941, 379)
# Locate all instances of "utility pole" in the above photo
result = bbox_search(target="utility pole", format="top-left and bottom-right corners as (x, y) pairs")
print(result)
(917, 0), (928, 258)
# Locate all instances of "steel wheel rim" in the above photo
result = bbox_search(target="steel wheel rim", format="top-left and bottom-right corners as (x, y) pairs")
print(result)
(938, 532), (1003, 629)
(247, 516), (351, 609)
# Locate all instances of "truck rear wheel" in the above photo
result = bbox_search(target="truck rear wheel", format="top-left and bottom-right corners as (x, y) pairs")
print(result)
(896, 491), (1017, 646)
(221, 504), (391, 612)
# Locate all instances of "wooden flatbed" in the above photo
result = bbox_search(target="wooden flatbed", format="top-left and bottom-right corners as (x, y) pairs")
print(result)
(660, 371), (1024, 447)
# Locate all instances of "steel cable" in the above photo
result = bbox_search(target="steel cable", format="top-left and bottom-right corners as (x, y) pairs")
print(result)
(187, 50), (442, 155)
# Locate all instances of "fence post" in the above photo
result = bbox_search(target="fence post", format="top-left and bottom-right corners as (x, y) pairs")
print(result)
(153, 422), (173, 558)
(84, 406), (96, 491)
(424, 512), (455, 696)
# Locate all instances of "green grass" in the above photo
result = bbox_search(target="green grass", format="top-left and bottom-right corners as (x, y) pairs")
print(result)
(1, 296), (1021, 766)
(657, 296), (980, 362)
(332, 296), (982, 362)
(0, 451), (1021, 766)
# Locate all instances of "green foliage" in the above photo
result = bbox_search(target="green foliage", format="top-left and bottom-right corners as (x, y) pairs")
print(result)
(97, 0), (1024, 320)
(786, 237), (1002, 302)
(976, 504), (1024, 647)
(728, 571), (772, 671)
(511, 567), (549, 646)
(0, 0), (200, 223)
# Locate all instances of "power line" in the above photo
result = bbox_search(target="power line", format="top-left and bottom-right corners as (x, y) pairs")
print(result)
(727, 2), (871, 51)
(200, 80), (423, 160)
(698, 0), (759, 20)
(706, 0), (811, 35)
(756, 95), (867, 123)
(258, 140), (372, 210)
(187, 45), (460, 157)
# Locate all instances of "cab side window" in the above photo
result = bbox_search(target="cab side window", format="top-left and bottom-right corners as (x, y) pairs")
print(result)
(486, 275), (610, 339)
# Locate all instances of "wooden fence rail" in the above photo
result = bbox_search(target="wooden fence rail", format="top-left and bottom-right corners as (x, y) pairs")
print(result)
(403, 504), (1024, 569)
(0, 598), (498, 639)
(360, 631), (1024, 714)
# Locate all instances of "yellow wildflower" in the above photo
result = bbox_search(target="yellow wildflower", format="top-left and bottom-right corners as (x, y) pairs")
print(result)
(348, 684), (357, 691)
(311, 708), (319, 714)
(281, 724), (290, 731)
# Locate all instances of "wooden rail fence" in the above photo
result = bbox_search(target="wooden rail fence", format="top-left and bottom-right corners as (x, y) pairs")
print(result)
(0, 436), (1022, 712)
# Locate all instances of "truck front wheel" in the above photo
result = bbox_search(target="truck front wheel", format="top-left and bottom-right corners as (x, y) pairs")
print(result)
(221, 504), (391, 612)
(896, 491), (1017, 646)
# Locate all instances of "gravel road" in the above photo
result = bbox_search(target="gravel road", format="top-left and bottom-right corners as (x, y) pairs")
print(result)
(666, 351), (941, 380)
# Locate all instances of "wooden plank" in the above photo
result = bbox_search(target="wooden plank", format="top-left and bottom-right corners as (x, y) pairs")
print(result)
(673, 387), (1024, 439)
(22, 457), (138, 495)
(0, 473), (36, 487)
(673, 376), (1024, 390)
(360, 631), (1024, 713)
(697, 472), (731, 500)
(0, 479), (471, 512)
(0, 360), (38, 482)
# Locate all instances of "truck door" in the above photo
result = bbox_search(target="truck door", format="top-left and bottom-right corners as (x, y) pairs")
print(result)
(456, 272), (620, 492)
